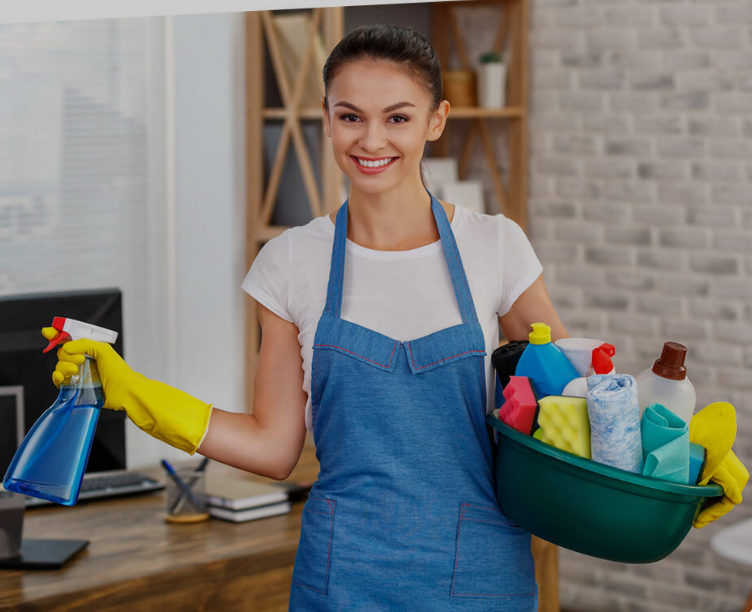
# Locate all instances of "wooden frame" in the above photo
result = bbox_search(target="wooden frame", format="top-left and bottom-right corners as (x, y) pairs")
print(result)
(245, 9), (345, 409)
(432, 0), (529, 230)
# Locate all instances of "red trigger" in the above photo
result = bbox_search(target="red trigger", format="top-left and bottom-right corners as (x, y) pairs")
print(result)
(43, 331), (71, 353)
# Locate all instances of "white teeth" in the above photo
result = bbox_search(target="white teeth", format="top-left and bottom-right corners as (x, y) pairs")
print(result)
(357, 157), (393, 168)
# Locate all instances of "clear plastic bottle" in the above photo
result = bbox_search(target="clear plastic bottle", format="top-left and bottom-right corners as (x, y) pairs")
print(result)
(515, 323), (579, 398)
(3, 356), (104, 506)
(635, 342), (696, 424)
(3, 317), (116, 506)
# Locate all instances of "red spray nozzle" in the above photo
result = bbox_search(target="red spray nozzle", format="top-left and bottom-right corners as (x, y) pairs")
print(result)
(591, 343), (616, 375)
(42, 317), (118, 353)
(43, 317), (72, 353)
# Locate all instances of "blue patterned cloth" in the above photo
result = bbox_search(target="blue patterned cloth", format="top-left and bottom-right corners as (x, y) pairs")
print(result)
(586, 374), (644, 474)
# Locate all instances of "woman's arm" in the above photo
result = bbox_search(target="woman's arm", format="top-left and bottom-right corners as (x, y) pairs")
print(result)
(498, 274), (570, 343)
(197, 303), (308, 480)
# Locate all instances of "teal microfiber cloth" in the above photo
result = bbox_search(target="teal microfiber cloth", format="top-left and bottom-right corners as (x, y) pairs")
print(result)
(688, 443), (707, 485)
(641, 403), (690, 484)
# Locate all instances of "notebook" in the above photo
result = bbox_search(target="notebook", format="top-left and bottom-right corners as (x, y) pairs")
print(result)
(204, 475), (289, 511)
(208, 501), (292, 523)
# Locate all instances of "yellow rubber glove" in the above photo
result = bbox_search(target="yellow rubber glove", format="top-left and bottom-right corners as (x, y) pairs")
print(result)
(693, 450), (749, 528)
(42, 327), (213, 455)
(689, 402), (737, 485)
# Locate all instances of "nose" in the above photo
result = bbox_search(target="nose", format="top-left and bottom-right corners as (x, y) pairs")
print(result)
(358, 120), (387, 153)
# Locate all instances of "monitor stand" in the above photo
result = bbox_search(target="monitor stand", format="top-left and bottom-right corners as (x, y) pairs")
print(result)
(0, 538), (89, 570)
(0, 492), (88, 570)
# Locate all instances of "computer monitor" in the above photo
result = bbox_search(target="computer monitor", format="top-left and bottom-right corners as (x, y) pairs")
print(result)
(0, 289), (126, 477)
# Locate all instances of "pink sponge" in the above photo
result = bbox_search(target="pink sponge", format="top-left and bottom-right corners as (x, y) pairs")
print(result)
(499, 376), (538, 435)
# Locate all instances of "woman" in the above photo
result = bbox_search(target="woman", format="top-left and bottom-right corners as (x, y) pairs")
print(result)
(49, 24), (568, 611)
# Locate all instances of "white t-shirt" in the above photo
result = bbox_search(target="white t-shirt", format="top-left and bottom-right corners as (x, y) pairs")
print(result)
(242, 204), (543, 432)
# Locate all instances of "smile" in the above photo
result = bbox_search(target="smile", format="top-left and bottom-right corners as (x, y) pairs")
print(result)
(351, 156), (398, 174)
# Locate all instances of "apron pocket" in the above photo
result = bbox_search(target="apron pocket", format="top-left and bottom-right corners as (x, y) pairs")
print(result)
(451, 503), (536, 599)
(292, 496), (337, 595)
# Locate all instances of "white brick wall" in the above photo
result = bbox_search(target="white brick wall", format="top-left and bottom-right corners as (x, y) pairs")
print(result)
(455, 2), (752, 611)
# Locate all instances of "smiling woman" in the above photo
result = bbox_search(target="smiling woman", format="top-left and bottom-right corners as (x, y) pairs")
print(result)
(45, 22), (566, 612)
(240, 24), (562, 612)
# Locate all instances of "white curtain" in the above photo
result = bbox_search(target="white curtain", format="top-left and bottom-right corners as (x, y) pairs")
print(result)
(0, 17), (171, 381)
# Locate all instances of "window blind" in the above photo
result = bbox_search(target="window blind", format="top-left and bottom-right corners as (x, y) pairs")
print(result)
(0, 17), (170, 379)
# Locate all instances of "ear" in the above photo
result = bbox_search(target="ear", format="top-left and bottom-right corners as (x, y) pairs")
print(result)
(426, 100), (450, 143)
(322, 96), (332, 138)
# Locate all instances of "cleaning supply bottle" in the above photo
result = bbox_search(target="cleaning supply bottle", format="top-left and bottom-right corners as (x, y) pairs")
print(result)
(515, 323), (579, 398)
(3, 317), (118, 506)
(635, 341), (696, 424)
(562, 342), (616, 397)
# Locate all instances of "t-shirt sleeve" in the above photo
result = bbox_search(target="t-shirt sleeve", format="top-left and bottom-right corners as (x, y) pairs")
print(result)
(241, 231), (294, 323)
(497, 216), (543, 317)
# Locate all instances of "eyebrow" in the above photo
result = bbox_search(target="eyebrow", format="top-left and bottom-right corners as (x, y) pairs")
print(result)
(333, 101), (417, 113)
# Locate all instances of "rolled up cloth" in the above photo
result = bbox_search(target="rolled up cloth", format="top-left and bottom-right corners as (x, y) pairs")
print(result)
(586, 374), (644, 474)
(641, 403), (690, 484)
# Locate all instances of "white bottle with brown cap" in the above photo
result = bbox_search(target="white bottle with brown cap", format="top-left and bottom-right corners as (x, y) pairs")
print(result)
(635, 342), (697, 424)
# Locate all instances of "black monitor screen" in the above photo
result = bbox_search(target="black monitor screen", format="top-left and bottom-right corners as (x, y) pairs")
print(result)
(0, 289), (126, 476)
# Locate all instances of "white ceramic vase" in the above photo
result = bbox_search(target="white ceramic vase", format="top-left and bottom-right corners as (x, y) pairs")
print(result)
(477, 62), (506, 109)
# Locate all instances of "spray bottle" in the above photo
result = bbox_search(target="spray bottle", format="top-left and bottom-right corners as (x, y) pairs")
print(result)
(515, 322), (579, 398)
(3, 317), (117, 506)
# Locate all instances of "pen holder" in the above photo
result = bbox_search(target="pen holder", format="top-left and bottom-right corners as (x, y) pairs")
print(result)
(164, 467), (210, 524)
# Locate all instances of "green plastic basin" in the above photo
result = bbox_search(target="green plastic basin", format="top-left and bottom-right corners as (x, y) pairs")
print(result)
(487, 410), (723, 563)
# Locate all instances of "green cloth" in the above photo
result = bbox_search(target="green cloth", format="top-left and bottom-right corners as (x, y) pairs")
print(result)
(641, 403), (690, 484)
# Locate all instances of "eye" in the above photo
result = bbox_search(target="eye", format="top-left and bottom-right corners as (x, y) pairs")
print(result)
(339, 114), (361, 122)
(388, 115), (409, 124)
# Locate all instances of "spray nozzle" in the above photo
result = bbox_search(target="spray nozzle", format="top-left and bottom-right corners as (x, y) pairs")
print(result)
(43, 317), (118, 353)
(591, 343), (616, 375)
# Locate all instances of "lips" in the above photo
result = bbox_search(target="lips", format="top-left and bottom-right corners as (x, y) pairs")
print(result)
(351, 156), (398, 174)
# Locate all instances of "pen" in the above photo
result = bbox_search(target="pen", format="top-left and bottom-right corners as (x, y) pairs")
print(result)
(170, 457), (209, 515)
(162, 458), (205, 514)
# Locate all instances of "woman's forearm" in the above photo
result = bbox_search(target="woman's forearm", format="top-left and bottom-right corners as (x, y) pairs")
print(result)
(197, 407), (306, 480)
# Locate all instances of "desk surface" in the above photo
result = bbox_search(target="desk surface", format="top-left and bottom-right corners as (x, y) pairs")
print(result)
(0, 443), (558, 612)
(0, 446), (321, 612)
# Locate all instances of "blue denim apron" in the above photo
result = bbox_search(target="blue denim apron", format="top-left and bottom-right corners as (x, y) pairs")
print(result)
(289, 194), (537, 611)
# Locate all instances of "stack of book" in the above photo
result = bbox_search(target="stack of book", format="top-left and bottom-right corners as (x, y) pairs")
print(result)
(204, 475), (291, 523)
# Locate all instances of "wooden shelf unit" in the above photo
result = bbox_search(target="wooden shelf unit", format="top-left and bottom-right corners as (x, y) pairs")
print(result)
(245, 2), (531, 383)
(431, 0), (530, 231)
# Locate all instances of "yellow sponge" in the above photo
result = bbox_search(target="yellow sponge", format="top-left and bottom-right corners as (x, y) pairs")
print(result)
(537, 396), (592, 459)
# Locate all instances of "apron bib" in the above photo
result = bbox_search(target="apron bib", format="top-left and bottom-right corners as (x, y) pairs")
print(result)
(289, 194), (537, 611)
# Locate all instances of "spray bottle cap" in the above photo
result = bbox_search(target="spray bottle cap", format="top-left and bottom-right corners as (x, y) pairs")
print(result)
(528, 323), (551, 345)
(591, 343), (616, 375)
(43, 317), (118, 353)
(651, 341), (688, 381)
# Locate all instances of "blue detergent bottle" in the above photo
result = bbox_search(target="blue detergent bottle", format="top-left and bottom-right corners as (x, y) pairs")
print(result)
(515, 322), (579, 399)
(3, 317), (117, 506)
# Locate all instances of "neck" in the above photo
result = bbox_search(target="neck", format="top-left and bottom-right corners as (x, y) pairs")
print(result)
(337, 175), (449, 251)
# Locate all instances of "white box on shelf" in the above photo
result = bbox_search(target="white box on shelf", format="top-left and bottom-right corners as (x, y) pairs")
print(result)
(422, 157), (459, 198)
(441, 181), (485, 214)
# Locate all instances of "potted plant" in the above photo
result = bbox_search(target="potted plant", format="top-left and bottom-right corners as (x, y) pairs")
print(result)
(477, 51), (506, 109)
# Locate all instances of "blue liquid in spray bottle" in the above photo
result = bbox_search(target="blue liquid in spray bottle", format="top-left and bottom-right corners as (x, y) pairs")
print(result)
(3, 318), (117, 506)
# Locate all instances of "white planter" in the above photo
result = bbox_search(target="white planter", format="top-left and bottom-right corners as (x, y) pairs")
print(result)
(477, 62), (506, 109)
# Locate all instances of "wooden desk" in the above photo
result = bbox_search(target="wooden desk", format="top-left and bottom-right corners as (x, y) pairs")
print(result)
(0, 444), (558, 612)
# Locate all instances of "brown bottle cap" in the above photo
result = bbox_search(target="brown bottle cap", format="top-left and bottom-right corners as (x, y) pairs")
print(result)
(652, 342), (688, 381)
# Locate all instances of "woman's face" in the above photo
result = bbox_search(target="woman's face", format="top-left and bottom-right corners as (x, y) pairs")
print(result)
(323, 60), (447, 196)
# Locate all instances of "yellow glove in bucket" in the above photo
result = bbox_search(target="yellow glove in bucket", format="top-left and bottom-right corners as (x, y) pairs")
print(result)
(693, 450), (749, 529)
(43, 328), (213, 455)
(689, 401), (737, 486)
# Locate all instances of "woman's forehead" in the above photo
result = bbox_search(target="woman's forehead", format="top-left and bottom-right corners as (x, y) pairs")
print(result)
(327, 60), (430, 106)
